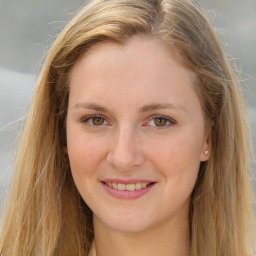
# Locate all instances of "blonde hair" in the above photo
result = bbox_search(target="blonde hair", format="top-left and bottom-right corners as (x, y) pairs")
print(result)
(1, 0), (255, 255)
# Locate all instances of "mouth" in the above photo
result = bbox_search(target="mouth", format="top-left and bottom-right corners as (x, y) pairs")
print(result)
(102, 181), (155, 191)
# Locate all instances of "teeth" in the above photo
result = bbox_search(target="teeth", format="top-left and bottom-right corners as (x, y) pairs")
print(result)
(135, 183), (142, 190)
(142, 183), (147, 188)
(105, 182), (152, 191)
(107, 182), (112, 188)
(126, 184), (135, 191)
(117, 183), (126, 191)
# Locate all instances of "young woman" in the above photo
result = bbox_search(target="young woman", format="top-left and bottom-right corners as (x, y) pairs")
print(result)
(0, 0), (255, 255)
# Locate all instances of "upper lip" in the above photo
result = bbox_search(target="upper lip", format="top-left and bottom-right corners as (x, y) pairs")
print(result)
(101, 179), (156, 184)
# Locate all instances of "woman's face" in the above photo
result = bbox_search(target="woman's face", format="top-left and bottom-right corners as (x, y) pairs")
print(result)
(66, 36), (211, 233)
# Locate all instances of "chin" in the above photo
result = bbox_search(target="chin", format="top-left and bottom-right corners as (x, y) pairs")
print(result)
(108, 220), (151, 234)
(94, 211), (155, 234)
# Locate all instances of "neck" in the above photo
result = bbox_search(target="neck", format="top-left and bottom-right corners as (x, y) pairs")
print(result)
(93, 214), (191, 256)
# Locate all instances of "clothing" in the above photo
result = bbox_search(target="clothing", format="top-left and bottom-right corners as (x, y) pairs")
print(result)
(88, 240), (96, 256)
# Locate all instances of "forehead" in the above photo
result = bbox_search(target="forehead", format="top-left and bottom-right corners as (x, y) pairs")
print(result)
(68, 35), (200, 115)
(70, 35), (195, 85)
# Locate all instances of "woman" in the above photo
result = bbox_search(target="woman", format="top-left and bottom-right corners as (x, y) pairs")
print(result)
(0, 0), (255, 255)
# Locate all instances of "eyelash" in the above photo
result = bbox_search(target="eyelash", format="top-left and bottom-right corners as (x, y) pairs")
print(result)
(81, 115), (108, 126)
(144, 115), (176, 128)
(81, 114), (176, 128)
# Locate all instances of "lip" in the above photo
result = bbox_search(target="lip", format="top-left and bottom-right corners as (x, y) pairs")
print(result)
(102, 179), (155, 184)
(101, 179), (156, 199)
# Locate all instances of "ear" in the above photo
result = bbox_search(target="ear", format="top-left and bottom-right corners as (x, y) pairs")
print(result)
(200, 123), (213, 162)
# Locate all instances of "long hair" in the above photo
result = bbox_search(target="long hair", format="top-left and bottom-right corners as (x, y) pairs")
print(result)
(1, 0), (255, 255)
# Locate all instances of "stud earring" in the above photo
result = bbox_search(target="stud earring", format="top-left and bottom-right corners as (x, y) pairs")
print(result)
(204, 150), (209, 156)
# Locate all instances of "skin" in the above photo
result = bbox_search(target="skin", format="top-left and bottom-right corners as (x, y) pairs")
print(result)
(66, 35), (211, 256)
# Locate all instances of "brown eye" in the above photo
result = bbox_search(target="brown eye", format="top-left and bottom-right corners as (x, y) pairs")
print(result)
(92, 116), (104, 125)
(154, 117), (168, 126)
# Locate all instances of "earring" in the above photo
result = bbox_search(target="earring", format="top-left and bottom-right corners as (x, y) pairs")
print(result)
(204, 150), (209, 156)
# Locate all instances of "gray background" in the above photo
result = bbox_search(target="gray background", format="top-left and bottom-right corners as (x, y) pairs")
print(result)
(0, 0), (255, 206)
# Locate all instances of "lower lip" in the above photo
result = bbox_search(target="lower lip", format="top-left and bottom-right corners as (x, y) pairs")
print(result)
(102, 182), (156, 199)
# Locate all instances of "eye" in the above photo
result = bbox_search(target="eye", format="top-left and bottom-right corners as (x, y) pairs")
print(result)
(153, 117), (168, 126)
(146, 115), (176, 127)
(92, 116), (105, 125)
(82, 115), (107, 126)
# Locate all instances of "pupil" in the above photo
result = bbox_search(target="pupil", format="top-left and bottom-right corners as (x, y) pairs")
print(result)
(93, 117), (103, 125)
(155, 117), (166, 126)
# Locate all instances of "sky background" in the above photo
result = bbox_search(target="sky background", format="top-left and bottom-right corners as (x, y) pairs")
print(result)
(0, 0), (255, 206)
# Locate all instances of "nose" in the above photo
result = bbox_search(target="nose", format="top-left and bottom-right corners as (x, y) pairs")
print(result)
(106, 125), (145, 172)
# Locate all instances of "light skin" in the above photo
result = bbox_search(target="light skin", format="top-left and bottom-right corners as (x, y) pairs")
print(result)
(66, 35), (211, 256)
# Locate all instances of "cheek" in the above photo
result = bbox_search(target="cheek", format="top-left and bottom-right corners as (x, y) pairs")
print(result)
(66, 134), (109, 203)
(147, 130), (203, 179)
(160, 137), (199, 163)
(67, 133), (107, 176)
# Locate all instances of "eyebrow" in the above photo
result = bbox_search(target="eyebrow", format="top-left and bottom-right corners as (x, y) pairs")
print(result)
(139, 103), (187, 113)
(73, 102), (186, 113)
(73, 103), (108, 112)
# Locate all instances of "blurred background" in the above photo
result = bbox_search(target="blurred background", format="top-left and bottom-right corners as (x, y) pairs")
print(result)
(0, 0), (255, 207)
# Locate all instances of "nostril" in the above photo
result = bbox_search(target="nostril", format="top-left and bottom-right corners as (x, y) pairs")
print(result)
(106, 147), (145, 171)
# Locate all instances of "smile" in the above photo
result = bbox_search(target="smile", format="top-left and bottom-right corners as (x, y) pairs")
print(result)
(104, 182), (152, 191)
(101, 180), (156, 199)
